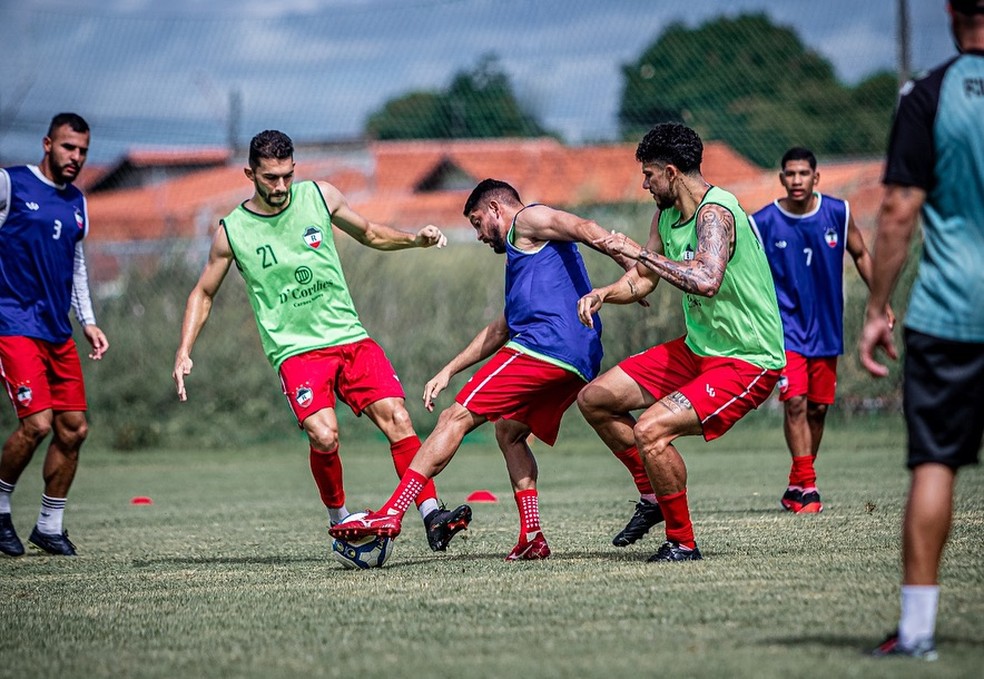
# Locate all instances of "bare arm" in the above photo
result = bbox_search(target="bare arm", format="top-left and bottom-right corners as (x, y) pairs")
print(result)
(513, 204), (641, 271)
(858, 184), (925, 377)
(317, 181), (447, 251)
(577, 213), (662, 327)
(422, 315), (510, 411)
(172, 227), (235, 401)
(846, 210), (895, 327)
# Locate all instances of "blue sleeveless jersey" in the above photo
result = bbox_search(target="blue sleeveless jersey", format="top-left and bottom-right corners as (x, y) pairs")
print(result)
(0, 166), (88, 342)
(504, 235), (602, 381)
(751, 194), (849, 357)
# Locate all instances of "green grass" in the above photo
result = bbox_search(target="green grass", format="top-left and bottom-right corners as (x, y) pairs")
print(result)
(1, 414), (982, 678)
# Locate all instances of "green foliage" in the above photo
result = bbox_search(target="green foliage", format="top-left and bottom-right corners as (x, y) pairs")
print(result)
(619, 14), (898, 166)
(366, 54), (551, 139)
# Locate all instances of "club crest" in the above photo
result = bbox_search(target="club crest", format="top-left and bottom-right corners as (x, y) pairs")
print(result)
(16, 385), (32, 407)
(295, 385), (314, 408)
(303, 226), (323, 249)
(824, 227), (838, 248)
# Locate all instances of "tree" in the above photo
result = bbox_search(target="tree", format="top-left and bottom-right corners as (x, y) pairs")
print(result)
(619, 14), (897, 166)
(365, 54), (551, 140)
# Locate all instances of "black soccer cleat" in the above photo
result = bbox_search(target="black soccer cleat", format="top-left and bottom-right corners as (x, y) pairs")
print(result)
(0, 513), (24, 557)
(28, 526), (77, 556)
(646, 540), (702, 562)
(870, 631), (938, 661)
(424, 504), (472, 551)
(612, 498), (664, 547)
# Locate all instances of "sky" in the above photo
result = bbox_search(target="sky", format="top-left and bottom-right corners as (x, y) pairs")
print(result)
(0, 0), (956, 165)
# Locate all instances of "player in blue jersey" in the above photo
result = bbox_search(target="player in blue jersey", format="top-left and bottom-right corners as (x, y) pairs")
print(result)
(861, 0), (984, 660)
(0, 113), (108, 557)
(750, 147), (890, 514)
(330, 179), (640, 560)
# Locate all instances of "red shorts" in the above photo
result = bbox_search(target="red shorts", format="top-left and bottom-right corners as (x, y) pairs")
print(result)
(0, 336), (87, 418)
(455, 347), (585, 446)
(777, 351), (837, 404)
(278, 338), (405, 426)
(618, 336), (780, 441)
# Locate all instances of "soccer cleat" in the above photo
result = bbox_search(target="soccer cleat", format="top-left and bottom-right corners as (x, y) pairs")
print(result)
(0, 513), (24, 557)
(780, 486), (804, 512)
(797, 490), (824, 513)
(423, 504), (472, 552)
(505, 532), (551, 561)
(612, 498), (664, 546)
(328, 511), (403, 541)
(646, 540), (702, 562)
(28, 526), (77, 556)
(870, 631), (938, 661)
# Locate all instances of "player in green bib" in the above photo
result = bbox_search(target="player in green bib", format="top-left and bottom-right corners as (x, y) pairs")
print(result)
(171, 130), (471, 552)
(577, 123), (785, 562)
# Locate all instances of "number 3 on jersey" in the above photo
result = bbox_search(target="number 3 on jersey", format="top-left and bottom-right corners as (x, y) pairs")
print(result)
(257, 244), (278, 268)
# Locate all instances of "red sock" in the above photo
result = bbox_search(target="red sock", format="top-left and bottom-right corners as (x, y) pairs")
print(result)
(309, 446), (345, 508)
(657, 488), (696, 550)
(790, 455), (817, 489)
(379, 469), (427, 517)
(390, 435), (438, 505)
(613, 446), (654, 495)
(515, 489), (542, 539)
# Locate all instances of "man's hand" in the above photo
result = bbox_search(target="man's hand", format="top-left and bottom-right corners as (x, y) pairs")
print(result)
(858, 309), (897, 378)
(415, 225), (448, 249)
(83, 324), (109, 360)
(593, 230), (643, 260)
(422, 369), (452, 412)
(577, 291), (604, 328)
(173, 354), (193, 402)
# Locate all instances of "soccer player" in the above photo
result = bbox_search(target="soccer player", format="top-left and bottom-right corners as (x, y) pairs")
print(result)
(0, 113), (109, 557)
(576, 123), (785, 562)
(329, 178), (640, 560)
(171, 130), (470, 552)
(750, 147), (890, 514)
(862, 0), (984, 660)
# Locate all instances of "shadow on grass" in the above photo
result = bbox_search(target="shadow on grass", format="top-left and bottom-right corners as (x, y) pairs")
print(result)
(131, 555), (325, 567)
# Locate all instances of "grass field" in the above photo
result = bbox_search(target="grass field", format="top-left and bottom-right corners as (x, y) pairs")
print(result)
(1, 412), (981, 678)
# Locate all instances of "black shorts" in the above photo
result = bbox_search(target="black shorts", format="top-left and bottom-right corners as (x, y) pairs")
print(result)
(903, 328), (984, 469)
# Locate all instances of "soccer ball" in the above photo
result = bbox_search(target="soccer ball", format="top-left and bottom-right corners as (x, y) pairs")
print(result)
(330, 512), (394, 569)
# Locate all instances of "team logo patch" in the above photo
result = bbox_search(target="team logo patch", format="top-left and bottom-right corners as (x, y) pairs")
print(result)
(75, 208), (85, 231)
(302, 226), (323, 249)
(778, 375), (789, 393)
(294, 266), (313, 285)
(294, 386), (314, 408)
(824, 227), (838, 248)
(16, 385), (32, 407)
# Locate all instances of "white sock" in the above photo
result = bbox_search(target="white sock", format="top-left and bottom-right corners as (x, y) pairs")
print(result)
(0, 478), (14, 514)
(418, 498), (439, 520)
(899, 585), (940, 647)
(327, 505), (350, 525)
(36, 495), (66, 534)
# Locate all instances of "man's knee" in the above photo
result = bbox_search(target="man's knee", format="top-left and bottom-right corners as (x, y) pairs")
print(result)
(784, 396), (808, 420)
(305, 422), (339, 452)
(577, 382), (608, 420)
(20, 412), (55, 444)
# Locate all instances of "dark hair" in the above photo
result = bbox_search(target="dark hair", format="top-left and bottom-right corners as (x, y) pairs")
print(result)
(463, 178), (522, 215)
(47, 112), (89, 137)
(950, 0), (984, 15)
(249, 130), (294, 168)
(780, 146), (817, 171)
(635, 123), (703, 173)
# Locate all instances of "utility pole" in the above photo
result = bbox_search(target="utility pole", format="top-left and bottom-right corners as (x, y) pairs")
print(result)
(228, 88), (242, 159)
(897, 0), (911, 85)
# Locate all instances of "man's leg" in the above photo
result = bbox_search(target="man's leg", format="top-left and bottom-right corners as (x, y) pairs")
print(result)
(330, 403), (483, 541)
(0, 410), (53, 557)
(28, 410), (87, 555)
(578, 367), (664, 545)
(782, 395), (820, 512)
(633, 392), (703, 562)
(495, 419), (550, 561)
(302, 407), (350, 524)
